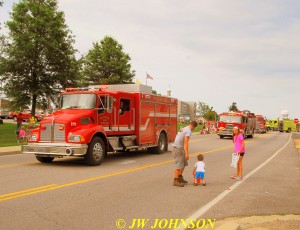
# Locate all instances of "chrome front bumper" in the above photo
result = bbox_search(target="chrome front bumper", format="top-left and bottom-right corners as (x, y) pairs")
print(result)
(217, 130), (233, 136)
(22, 143), (88, 157)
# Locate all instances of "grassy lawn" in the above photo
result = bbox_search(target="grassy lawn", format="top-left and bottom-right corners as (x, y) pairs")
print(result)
(177, 123), (203, 133)
(0, 123), (29, 147)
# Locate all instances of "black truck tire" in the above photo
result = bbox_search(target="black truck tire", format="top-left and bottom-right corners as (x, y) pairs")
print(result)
(149, 133), (168, 154)
(248, 129), (254, 138)
(85, 137), (106, 166)
(36, 156), (54, 163)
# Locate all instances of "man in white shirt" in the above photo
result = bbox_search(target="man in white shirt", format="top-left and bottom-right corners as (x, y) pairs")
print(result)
(172, 121), (198, 187)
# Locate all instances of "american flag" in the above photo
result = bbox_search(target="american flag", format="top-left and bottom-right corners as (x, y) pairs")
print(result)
(146, 73), (153, 80)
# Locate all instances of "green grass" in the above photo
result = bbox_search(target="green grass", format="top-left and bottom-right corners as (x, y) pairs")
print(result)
(0, 123), (29, 147)
(177, 123), (203, 133)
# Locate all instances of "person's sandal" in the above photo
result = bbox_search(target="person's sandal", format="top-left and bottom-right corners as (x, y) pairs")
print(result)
(231, 176), (237, 179)
(237, 176), (243, 181)
(194, 183), (198, 186)
(202, 183), (207, 186)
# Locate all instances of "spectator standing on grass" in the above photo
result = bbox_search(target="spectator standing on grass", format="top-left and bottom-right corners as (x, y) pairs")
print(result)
(16, 113), (23, 134)
(18, 126), (27, 143)
(172, 121), (198, 187)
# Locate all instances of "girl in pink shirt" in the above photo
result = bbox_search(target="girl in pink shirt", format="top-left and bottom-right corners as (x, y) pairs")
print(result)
(18, 126), (27, 143)
(232, 127), (245, 181)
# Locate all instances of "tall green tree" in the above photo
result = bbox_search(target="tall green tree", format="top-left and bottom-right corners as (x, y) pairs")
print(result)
(83, 36), (135, 85)
(0, 0), (79, 115)
(197, 101), (210, 117)
(197, 101), (218, 121)
(229, 102), (238, 112)
(0, 1), (6, 91)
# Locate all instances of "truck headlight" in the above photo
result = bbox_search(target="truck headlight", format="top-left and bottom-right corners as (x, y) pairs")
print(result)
(68, 135), (85, 143)
(29, 134), (38, 141)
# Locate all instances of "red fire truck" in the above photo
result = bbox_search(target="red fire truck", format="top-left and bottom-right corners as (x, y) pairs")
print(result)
(217, 110), (256, 139)
(255, 115), (267, 133)
(22, 84), (178, 166)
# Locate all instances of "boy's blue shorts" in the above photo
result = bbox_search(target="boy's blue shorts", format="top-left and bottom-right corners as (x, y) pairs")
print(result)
(195, 172), (205, 180)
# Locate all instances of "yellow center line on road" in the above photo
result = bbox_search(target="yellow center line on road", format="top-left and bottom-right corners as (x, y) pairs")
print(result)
(0, 133), (274, 203)
(0, 184), (58, 199)
(0, 145), (234, 203)
(190, 136), (217, 143)
(0, 162), (36, 169)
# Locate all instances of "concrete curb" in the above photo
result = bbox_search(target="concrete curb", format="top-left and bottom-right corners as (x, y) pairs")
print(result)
(0, 151), (21, 156)
(0, 146), (21, 156)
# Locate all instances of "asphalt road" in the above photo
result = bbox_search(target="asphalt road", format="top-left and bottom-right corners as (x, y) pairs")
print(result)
(0, 132), (299, 230)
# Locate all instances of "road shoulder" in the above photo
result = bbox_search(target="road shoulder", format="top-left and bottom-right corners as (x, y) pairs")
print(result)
(0, 146), (21, 156)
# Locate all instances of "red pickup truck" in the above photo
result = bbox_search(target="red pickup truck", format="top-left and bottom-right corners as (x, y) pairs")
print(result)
(9, 110), (43, 122)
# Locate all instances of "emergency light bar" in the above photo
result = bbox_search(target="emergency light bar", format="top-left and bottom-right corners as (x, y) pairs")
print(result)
(65, 88), (90, 92)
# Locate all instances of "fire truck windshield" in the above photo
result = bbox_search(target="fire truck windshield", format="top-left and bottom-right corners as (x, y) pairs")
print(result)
(219, 115), (242, 123)
(60, 94), (96, 109)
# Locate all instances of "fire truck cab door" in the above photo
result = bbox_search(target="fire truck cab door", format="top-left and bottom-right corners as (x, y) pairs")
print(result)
(97, 95), (115, 133)
(118, 97), (135, 133)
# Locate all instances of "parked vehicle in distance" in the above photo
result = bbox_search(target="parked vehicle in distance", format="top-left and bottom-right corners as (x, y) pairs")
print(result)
(22, 84), (178, 166)
(9, 110), (42, 122)
(278, 119), (297, 133)
(217, 110), (256, 139)
(0, 108), (9, 119)
(269, 119), (279, 131)
(256, 115), (267, 133)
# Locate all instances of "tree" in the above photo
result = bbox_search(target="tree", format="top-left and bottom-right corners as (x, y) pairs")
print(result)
(229, 102), (238, 112)
(0, 0), (79, 115)
(83, 36), (135, 85)
(0, 0), (5, 75)
(197, 101), (218, 121)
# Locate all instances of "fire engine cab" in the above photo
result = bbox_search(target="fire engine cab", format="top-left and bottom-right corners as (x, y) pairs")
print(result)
(256, 115), (267, 134)
(217, 110), (256, 139)
(22, 84), (178, 166)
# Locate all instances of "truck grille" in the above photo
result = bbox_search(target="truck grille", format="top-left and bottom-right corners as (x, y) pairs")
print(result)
(226, 124), (234, 130)
(40, 123), (66, 142)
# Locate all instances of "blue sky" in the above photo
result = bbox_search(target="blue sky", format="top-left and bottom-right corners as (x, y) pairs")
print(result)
(1, 0), (300, 119)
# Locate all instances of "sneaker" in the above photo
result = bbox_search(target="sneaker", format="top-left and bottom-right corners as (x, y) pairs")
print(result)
(202, 183), (207, 186)
(194, 183), (198, 186)
(173, 178), (184, 187)
(179, 175), (188, 184)
(231, 176), (238, 179)
(237, 176), (243, 181)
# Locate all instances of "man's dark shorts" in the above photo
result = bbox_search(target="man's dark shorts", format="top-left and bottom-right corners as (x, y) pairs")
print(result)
(172, 147), (188, 169)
